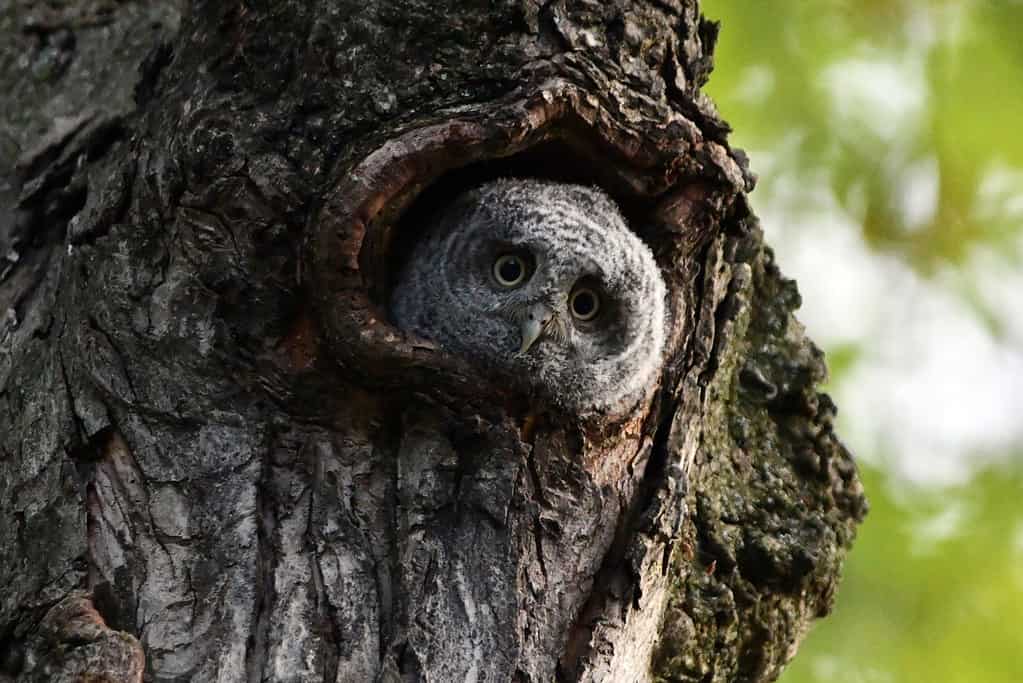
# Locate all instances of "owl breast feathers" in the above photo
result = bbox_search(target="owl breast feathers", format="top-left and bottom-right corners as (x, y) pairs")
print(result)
(390, 178), (667, 413)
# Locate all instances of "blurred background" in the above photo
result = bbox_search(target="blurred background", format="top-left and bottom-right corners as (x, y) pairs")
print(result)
(702, 1), (1023, 681)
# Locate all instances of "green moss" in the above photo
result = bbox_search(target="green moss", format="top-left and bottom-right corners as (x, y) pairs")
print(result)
(653, 225), (865, 681)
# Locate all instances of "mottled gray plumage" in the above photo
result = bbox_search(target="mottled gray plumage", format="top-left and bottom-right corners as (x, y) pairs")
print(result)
(390, 179), (667, 413)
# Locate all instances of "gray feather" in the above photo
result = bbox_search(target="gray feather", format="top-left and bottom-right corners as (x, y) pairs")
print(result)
(389, 179), (667, 414)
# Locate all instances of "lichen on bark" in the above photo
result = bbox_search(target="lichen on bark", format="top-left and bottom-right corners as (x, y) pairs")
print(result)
(651, 221), (866, 682)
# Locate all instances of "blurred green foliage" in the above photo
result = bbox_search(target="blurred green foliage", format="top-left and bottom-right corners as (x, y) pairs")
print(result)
(702, 1), (1023, 681)
(780, 459), (1023, 683)
(704, 0), (1023, 272)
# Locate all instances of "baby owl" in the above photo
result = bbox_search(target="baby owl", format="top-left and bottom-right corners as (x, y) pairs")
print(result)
(390, 178), (667, 413)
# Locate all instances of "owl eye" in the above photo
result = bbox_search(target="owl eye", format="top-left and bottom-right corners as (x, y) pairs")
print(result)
(569, 287), (601, 321)
(493, 253), (529, 287)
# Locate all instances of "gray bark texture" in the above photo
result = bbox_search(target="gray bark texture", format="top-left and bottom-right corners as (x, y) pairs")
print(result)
(0, 1), (866, 681)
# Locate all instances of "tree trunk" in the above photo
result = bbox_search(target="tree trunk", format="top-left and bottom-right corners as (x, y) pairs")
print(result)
(0, 1), (866, 681)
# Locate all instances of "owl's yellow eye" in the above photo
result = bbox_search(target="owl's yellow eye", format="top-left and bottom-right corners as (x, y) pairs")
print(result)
(493, 254), (528, 287)
(569, 287), (600, 321)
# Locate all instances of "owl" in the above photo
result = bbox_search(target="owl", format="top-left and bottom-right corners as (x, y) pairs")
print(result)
(389, 179), (667, 413)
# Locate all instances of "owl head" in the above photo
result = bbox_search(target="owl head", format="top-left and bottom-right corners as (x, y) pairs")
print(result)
(390, 179), (667, 413)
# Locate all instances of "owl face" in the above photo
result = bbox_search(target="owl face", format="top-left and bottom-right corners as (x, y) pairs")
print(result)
(390, 179), (666, 413)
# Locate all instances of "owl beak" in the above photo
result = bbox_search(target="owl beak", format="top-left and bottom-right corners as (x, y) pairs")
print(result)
(519, 303), (555, 354)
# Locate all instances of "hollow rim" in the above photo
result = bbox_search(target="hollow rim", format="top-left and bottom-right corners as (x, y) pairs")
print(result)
(308, 78), (739, 414)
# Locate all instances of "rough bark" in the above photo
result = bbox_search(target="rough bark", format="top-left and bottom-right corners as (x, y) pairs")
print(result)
(0, 1), (866, 682)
